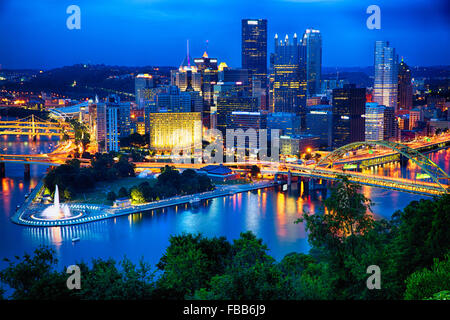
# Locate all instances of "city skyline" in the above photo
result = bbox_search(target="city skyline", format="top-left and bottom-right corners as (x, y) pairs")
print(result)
(0, 0), (449, 69)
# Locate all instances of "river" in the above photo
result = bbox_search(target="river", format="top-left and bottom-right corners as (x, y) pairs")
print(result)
(0, 135), (448, 270)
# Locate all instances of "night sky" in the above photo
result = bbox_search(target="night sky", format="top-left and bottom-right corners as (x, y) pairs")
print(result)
(0, 0), (449, 69)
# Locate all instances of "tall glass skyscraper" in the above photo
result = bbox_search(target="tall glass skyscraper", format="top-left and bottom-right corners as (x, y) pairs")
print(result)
(242, 19), (267, 89)
(397, 59), (413, 110)
(302, 29), (322, 96)
(272, 33), (307, 122)
(332, 84), (365, 148)
(365, 102), (385, 141)
(374, 41), (399, 112)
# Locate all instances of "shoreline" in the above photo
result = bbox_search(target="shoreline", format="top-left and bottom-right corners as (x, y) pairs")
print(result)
(11, 180), (279, 227)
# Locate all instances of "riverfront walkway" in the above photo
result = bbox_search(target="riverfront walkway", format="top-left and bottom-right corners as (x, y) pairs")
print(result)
(11, 181), (277, 227)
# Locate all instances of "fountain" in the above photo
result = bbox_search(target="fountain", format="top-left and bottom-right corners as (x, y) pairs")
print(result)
(36, 185), (76, 220)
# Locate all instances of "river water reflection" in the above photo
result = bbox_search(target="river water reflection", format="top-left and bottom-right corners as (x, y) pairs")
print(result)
(0, 135), (448, 269)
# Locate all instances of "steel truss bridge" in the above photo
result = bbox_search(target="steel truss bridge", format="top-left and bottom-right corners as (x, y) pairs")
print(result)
(0, 115), (73, 137)
(0, 140), (449, 196)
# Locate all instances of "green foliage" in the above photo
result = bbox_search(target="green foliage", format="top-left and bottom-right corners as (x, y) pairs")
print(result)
(295, 176), (376, 298)
(404, 254), (450, 300)
(250, 165), (260, 178)
(195, 232), (286, 300)
(75, 257), (155, 299)
(120, 133), (148, 149)
(63, 187), (75, 201)
(0, 247), (155, 300)
(117, 187), (129, 198)
(387, 194), (450, 296)
(425, 291), (450, 300)
(130, 187), (146, 204)
(43, 152), (135, 200)
(156, 233), (231, 299)
(69, 118), (90, 152)
(0, 246), (72, 300)
(106, 191), (116, 202)
(279, 253), (332, 300)
(123, 166), (214, 204)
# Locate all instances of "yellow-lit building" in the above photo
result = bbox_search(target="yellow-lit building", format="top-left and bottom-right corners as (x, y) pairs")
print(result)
(149, 112), (202, 152)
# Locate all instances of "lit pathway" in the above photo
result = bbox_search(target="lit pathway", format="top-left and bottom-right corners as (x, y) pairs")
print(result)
(11, 180), (277, 227)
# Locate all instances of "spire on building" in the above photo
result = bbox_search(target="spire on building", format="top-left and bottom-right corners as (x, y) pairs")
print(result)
(202, 40), (209, 58)
(180, 39), (197, 72)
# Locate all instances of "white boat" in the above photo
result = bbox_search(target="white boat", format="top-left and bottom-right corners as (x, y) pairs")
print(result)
(189, 197), (201, 204)
(72, 237), (80, 242)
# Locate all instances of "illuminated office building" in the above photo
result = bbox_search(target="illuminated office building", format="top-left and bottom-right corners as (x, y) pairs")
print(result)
(280, 134), (320, 156)
(306, 105), (333, 148)
(148, 112), (202, 152)
(397, 59), (413, 110)
(216, 93), (258, 135)
(374, 41), (398, 111)
(228, 111), (266, 130)
(409, 108), (422, 130)
(135, 74), (156, 109)
(365, 102), (385, 141)
(95, 95), (131, 152)
(218, 68), (250, 94)
(267, 112), (301, 136)
(383, 106), (396, 140)
(194, 51), (218, 108)
(156, 85), (202, 113)
(242, 19), (267, 90)
(171, 41), (202, 93)
(302, 29), (322, 96)
(227, 111), (267, 151)
(272, 33), (307, 122)
(332, 85), (365, 148)
(130, 107), (145, 135)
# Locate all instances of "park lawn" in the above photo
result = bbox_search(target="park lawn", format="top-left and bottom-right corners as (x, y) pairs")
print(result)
(70, 176), (157, 205)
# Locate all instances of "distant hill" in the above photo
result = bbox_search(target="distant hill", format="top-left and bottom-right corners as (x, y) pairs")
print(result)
(0, 64), (176, 100)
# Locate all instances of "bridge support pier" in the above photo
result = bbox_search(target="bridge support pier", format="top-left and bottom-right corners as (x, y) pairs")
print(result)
(24, 164), (30, 180)
(400, 155), (409, 167)
(0, 162), (5, 178)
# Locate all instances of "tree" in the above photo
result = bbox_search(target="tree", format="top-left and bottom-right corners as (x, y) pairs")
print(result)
(106, 191), (117, 202)
(156, 235), (211, 299)
(250, 165), (260, 178)
(195, 232), (286, 300)
(118, 187), (128, 198)
(404, 254), (450, 300)
(130, 187), (145, 204)
(0, 247), (73, 300)
(295, 176), (378, 299)
(388, 194), (450, 295)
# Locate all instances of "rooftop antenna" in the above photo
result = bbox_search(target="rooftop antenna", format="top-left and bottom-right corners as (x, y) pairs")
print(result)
(187, 39), (191, 67)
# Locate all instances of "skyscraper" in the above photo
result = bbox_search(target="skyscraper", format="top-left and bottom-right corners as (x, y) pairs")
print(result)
(374, 41), (398, 112)
(194, 50), (218, 108)
(135, 74), (155, 109)
(302, 29), (322, 96)
(171, 41), (202, 93)
(96, 95), (130, 152)
(306, 105), (333, 148)
(332, 85), (365, 148)
(365, 102), (385, 141)
(397, 59), (413, 110)
(272, 33), (307, 121)
(216, 94), (258, 135)
(242, 19), (267, 90)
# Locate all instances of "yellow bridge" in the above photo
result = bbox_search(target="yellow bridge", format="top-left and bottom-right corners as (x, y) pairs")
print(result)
(0, 115), (72, 138)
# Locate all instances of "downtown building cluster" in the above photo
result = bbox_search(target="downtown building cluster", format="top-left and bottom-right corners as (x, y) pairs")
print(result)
(72, 19), (447, 159)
